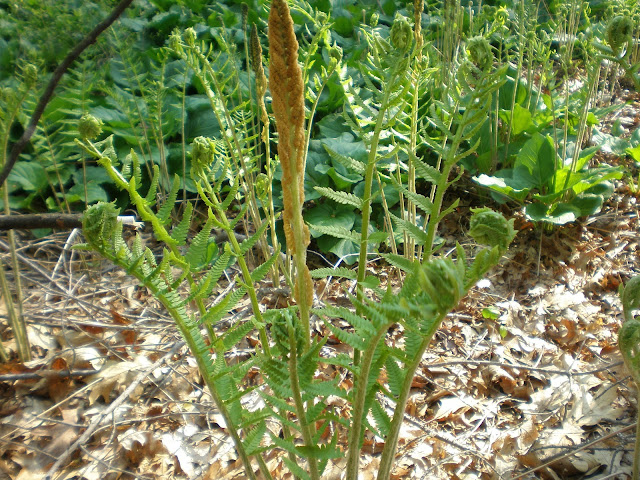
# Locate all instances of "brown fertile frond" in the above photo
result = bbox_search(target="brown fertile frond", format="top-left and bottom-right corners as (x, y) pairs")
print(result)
(268, 0), (308, 254)
(414, 0), (424, 54)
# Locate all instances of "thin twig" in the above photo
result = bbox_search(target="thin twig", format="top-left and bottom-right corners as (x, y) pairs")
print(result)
(424, 359), (624, 377)
(0, 369), (97, 382)
(0, 0), (134, 188)
(511, 424), (636, 480)
(43, 341), (184, 480)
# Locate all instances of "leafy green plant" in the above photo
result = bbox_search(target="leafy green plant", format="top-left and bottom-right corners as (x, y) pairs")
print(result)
(79, 2), (516, 479)
(474, 131), (622, 224)
(468, 3), (630, 227)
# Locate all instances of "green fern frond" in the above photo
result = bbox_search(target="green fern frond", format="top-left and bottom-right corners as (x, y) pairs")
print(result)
(282, 454), (312, 480)
(453, 136), (482, 163)
(309, 267), (357, 279)
(243, 423), (267, 456)
(385, 357), (405, 398)
(321, 319), (366, 351)
(304, 379), (349, 401)
(306, 223), (359, 243)
(142, 165), (160, 206)
(315, 306), (376, 337)
(237, 407), (271, 430)
(260, 391), (296, 414)
(437, 198), (460, 222)
(314, 187), (363, 209)
(390, 213), (428, 246)
(321, 353), (359, 375)
(170, 202), (193, 246)
(371, 401), (392, 437)
(323, 145), (366, 174)
(131, 234), (144, 259)
(381, 253), (418, 273)
(297, 340), (324, 389)
(348, 294), (393, 331)
(419, 136), (446, 160)
(303, 400), (327, 426)
(262, 358), (293, 398)
(220, 175), (241, 211)
(239, 220), (270, 255)
(427, 104), (455, 137)
(229, 202), (250, 229)
(184, 214), (215, 270)
(347, 84), (379, 119)
(201, 287), (246, 326)
(296, 443), (344, 461)
(249, 251), (278, 283)
(221, 320), (255, 351)
(156, 175), (181, 225)
(389, 177), (433, 215)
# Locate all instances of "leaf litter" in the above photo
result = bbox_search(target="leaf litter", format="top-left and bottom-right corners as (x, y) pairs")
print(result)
(0, 177), (638, 478)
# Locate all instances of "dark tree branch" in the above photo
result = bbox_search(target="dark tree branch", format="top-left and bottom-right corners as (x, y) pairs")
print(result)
(0, 0), (134, 189)
(0, 213), (83, 230)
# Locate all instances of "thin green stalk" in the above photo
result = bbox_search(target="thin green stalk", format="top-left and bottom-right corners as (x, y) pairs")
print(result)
(504, 0), (526, 163)
(288, 327), (320, 480)
(0, 87), (30, 363)
(197, 180), (272, 358)
(345, 327), (389, 479)
(356, 78), (396, 296)
(376, 314), (446, 480)
(0, 259), (28, 361)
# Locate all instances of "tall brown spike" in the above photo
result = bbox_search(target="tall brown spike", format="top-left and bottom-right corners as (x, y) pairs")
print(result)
(268, 0), (308, 255)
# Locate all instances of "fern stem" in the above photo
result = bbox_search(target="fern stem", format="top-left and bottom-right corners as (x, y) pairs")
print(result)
(375, 314), (445, 480)
(199, 181), (273, 358)
(356, 76), (396, 297)
(345, 327), (389, 479)
(119, 257), (259, 480)
(288, 326), (320, 480)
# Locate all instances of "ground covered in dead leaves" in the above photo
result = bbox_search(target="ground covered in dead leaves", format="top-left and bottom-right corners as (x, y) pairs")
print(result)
(0, 170), (638, 479)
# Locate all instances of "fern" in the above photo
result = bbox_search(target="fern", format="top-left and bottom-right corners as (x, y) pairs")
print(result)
(306, 223), (359, 243)
(323, 144), (366, 174)
(309, 267), (357, 279)
(184, 214), (215, 270)
(170, 202), (193, 246)
(239, 220), (270, 255)
(156, 175), (181, 225)
(243, 423), (267, 456)
(314, 186), (363, 209)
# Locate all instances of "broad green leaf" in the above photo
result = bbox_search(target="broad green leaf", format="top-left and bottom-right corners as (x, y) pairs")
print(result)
(473, 173), (530, 202)
(504, 104), (532, 136)
(66, 183), (109, 204)
(8, 162), (48, 193)
(514, 133), (556, 190)
(525, 202), (581, 225)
